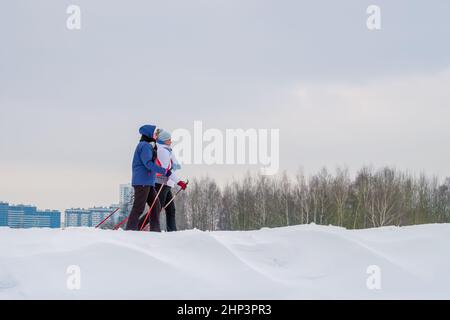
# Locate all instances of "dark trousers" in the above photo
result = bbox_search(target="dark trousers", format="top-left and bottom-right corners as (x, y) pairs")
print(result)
(155, 183), (177, 232)
(125, 185), (162, 232)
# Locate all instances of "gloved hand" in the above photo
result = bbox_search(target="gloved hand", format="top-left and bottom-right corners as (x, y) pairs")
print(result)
(165, 169), (172, 177)
(177, 180), (188, 190)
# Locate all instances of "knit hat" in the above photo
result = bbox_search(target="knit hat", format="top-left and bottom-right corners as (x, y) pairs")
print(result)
(157, 130), (171, 142)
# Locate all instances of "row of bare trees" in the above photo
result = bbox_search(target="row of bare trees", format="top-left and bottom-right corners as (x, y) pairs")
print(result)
(171, 167), (450, 231)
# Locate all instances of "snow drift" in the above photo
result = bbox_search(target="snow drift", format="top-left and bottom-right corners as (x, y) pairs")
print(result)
(1, 224), (449, 299)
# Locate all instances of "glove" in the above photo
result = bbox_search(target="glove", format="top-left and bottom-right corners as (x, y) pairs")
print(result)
(177, 180), (188, 190)
(165, 169), (172, 177)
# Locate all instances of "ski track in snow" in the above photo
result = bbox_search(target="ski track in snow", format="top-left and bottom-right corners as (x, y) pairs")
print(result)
(0, 224), (449, 299)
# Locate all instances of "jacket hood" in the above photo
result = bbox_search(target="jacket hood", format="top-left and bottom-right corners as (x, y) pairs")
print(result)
(139, 125), (156, 138)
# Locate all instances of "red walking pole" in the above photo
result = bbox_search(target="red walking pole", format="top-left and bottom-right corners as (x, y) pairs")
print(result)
(139, 183), (165, 231)
(160, 180), (189, 211)
(114, 183), (187, 230)
(114, 215), (129, 230)
(95, 207), (120, 228)
(96, 195), (135, 229)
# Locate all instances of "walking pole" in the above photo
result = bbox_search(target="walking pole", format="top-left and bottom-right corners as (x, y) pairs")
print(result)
(95, 195), (135, 229)
(139, 182), (166, 231)
(114, 181), (187, 230)
(114, 191), (150, 230)
(141, 180), (188, 231)
(161, 180), (189, 210)
(114, 215), (129, 230)
(95, 207), (120, 229)
(113, 191), (151, 230)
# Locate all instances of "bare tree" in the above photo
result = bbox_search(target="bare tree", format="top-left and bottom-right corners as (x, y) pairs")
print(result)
(174, 167), (450, 231)
(331, 167), (350, 227)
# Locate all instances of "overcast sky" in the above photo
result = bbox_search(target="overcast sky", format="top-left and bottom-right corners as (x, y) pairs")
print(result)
(1, 0), (450, 212)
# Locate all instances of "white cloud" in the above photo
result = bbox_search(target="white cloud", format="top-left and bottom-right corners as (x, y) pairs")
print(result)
(279, 67), (450, 177)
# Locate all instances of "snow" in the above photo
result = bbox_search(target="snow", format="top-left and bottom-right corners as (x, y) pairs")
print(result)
(1, 224), (449, 299)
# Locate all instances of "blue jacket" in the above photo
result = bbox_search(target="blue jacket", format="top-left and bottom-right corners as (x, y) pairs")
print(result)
(131, 125), (166, 186)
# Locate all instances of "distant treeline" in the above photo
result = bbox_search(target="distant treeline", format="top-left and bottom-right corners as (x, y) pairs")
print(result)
(172, 167), (450, 231)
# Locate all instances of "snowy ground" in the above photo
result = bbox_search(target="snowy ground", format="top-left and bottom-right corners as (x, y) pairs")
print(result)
(0, 224), (449, 299)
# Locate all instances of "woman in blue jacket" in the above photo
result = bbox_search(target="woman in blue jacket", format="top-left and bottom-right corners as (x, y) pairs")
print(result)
(126, 125), (171, 231)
